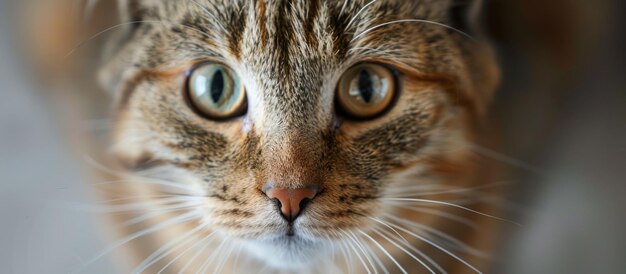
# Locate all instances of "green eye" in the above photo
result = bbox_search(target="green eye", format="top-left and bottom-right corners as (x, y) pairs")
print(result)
(187, 63), (247, 119)
(337, 63), (396, 119)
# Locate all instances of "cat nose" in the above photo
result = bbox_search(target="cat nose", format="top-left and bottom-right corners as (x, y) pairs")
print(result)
(263, 184), (320, 222)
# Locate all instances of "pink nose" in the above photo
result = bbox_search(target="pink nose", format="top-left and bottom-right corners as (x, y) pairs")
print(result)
(263, 185), (319, 222)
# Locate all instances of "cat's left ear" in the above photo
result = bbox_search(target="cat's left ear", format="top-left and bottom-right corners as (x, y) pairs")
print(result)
(448, 0), (486, 36)
(447, 0), (500, 115)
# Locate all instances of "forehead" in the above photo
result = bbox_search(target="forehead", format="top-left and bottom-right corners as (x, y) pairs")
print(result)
(142, 0), (454, 71)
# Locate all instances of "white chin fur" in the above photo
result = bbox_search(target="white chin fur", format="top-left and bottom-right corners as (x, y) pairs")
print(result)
(243, 236), (330, 270)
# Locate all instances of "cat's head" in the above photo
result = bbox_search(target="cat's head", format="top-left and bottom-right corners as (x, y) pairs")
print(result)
(100, 0), (498, 269)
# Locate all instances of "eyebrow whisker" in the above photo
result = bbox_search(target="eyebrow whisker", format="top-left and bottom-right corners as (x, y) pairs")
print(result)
(351, 19), (476, 43)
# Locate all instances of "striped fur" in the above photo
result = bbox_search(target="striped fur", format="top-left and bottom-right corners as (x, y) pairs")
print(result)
(96, 0), (501, 273)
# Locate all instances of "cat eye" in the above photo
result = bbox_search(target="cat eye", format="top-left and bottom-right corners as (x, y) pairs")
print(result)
(336, 63), (396, 119)
(187, 63), (247, 120)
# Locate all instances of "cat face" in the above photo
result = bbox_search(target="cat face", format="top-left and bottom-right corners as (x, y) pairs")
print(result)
(100, 0), (498, 269)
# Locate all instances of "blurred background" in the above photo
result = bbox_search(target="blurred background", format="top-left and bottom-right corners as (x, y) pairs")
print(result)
(1, 0), (624, 273)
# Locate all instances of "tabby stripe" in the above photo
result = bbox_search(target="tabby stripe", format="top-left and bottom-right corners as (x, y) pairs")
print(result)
(227, 8), (247, 60)
(274, 0), (293, 76)
(256, 0), (268, 49)
(304, 0), (321, 47)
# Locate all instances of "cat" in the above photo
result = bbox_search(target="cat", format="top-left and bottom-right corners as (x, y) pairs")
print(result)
(91, 0), (502, 273)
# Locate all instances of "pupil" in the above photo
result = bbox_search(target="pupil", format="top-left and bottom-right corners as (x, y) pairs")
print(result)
(358, 69), (374, 103)
(210, 70), (225, 103)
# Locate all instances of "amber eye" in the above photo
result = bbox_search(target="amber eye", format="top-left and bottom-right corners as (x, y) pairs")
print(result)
(336, 63), (396, 119)
(187, 63), (247, 119)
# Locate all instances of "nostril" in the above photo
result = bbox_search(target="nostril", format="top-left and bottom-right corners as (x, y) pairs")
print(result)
(299, 197), (312, 212)
(273, 198), (282, 210)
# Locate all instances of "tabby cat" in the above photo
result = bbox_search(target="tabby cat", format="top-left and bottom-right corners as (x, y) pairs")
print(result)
(91, 0), (502, 273)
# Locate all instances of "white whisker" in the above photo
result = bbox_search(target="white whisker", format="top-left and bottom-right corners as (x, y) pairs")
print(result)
(357, 232), (389, 274)
(385, 220), (483, 274)
(351, 19), (475, 42)
(157, 231), (215, 274)
(467, 143), (542, 174)
(196, 237), (228, 274)
(340, 229), (373, 274)
(387, 181), (511, 197)
(170, 231), (218, 274)
(349, 230), (381, 274)
(392, 204), (479, 229)
(73, 210), (200, 273)
(370, 226), (437, 274)
(369, 216), (409, 244)
(374, 226), (446, 274)
(358, 229), (406, 274)
(385, 214), (488, 258)
(132, 223), (206, 274)
(346, 0), (379, 30)
(213, 239), (235, 274)
(337, 238), (354, 274)
(382, 198), (521, 226)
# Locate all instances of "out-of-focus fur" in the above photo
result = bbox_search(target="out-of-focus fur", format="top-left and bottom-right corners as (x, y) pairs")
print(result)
(92, 0), (501, 273)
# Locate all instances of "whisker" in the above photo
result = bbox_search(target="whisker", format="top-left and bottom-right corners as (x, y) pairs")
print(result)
(230, 242), (244, 274)
(349, 230), (381, 274)
(385, 214), (488, 258)
(382, 198), (521, 226)
(213, 239), (235, 274)
(467, 143), (543, 174)
(370, 226), (437, 274)
(358, 229), (407, 274)
(357, 231), (390, 274)
(346, 0), (380, 30)
(336, 237), (354, 274)
(374, 226), (446, 274)
(386, 181), (511, 197)
(156, 230), (216, 274)
(196, 237), (228, 274)
(340, 0), (349, 16)
(390, 204), (479, 229)
(132, 223), (207, 274)
(80, 198), (204, 213)
(118, 202), (212, 227)
(340, 229), (373, 274)
(351, 19), (475, 42)
(177, 230), (218, 274)
(368, 216), (409, 244)
(65, 20), (155, 58)
(348, 46), (404, 57)
(65, 19), (213, 58)
(385, 220), (483, 274)
(72, 210), (200, 273)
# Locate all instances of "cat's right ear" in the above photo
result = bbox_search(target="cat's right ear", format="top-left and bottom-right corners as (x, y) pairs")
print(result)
(103, 0), (160, 57)
(114, 0), (162, 33)
(98, 0), (162, 93)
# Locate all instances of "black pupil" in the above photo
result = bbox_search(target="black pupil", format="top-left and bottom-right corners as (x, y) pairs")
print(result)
(210, 69), (225, 103)
(358, 69), (374, 103)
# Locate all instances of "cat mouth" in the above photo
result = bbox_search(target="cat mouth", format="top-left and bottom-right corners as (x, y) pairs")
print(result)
(286, 224), (296, 237)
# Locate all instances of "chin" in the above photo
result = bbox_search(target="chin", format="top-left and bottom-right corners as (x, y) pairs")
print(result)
(243, 234), (330, 270)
